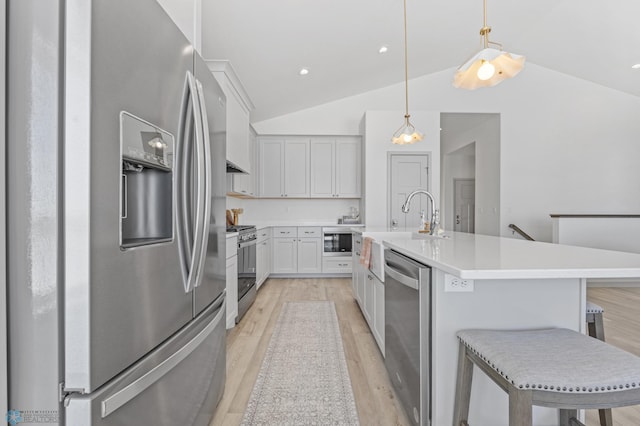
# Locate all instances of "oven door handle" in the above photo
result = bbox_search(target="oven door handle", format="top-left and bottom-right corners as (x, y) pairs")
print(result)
(238, 240), (256, 249)
(385, 263), (419, 290)
(322, 228), (353, 235)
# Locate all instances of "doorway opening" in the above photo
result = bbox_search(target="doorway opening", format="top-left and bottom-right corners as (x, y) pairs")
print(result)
(454, 178), (475, 233)
(440, 113), (500, 235)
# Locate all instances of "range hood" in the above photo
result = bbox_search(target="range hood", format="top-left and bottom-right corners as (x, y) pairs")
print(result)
(226, 160), (248, 174)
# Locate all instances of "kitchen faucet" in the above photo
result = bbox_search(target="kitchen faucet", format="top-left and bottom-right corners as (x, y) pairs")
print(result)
(401, 190), (437, 235)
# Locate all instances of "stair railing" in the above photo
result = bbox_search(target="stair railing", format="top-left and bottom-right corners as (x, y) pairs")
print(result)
(508, 224), (535, 241)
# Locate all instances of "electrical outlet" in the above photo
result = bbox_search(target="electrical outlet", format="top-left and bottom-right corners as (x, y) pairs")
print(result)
(444, 273), (474, 292)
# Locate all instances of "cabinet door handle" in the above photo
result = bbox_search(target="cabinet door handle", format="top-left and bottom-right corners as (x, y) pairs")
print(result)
(367, 275), (373, 280)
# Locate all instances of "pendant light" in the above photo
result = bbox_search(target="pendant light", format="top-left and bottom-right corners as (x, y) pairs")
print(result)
(453, 0), (525, 90)
(392, 0), (423, 145)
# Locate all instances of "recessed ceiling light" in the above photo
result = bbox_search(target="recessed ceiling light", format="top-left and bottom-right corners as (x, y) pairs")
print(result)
(299, 68), (309, 76)
(632, 63), (640, 69)
(379, 46), (388, 54)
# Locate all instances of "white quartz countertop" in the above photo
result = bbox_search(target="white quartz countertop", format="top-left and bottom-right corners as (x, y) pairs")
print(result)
(383, 232), (640, 280)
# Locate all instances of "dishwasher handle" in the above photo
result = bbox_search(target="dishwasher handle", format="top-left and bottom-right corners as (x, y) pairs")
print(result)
(385, 262), (419, 290)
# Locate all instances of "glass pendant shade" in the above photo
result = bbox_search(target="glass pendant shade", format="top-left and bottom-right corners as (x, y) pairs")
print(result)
(392, 115), (423, 145)
(453, 47), (525, 90)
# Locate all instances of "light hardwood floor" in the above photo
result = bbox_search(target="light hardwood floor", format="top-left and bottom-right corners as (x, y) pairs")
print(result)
(585, 287), (640, 426)
(210, 278), (411, 426)
(210, 281), (640, 426)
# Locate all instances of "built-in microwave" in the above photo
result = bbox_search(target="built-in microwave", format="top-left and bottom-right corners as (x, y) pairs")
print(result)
(322, 227), (353, 256)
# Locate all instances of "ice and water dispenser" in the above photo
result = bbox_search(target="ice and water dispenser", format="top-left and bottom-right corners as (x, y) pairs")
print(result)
(120, 112), (174, 249)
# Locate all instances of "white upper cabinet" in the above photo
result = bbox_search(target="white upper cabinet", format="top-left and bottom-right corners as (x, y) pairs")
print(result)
(335, 137), (361, 198)
(259, 138), (284, 197)
(207, 60), (254, 174)
(258, 135), (360, 199)
(230, 126), (257, 196)
(310, 137), (361, 198)
(309, 139), (335, 197)
(283, 139), (310, 197)
(259, 138), (310, 197)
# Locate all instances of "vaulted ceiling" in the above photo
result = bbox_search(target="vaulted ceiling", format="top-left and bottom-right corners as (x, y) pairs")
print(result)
(201, 0), (640, 122)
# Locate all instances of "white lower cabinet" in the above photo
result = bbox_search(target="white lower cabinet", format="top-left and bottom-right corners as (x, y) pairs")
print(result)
(226, 235), (238, 329)
(356, 263), (365, 307)
(352, 235), (362, 303)
(256, 228), (271, 289)
(271, 227), (322, 274)
(364, 272), (374, 323)
(372, 273), (385, 353)
(322, 257), (352, 274)
(272, 237), (298, 273)
(351, 234), (385, 354)
(297, 238), (322, 273)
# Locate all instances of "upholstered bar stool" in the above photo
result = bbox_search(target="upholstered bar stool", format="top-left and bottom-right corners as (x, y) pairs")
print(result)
(453, 328), (640, 426)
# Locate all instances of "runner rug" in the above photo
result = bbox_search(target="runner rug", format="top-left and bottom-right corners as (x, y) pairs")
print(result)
(241, 301), (359, 425)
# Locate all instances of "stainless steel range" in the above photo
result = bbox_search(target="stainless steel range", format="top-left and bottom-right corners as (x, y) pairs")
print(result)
(228, 225), (257, 322)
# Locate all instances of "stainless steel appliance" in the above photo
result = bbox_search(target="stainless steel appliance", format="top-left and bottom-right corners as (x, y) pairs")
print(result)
(322, 227), (353, 256)
(228, 225), (257, 322)
(384, 249), (432, 426)
(7, 0), (227, 424)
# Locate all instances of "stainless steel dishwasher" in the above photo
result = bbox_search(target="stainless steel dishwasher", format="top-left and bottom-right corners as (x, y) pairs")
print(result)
(384, 249), (431, 426)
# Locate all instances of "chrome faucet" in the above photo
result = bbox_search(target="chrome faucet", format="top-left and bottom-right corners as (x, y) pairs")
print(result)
(401, 190), (436, 235)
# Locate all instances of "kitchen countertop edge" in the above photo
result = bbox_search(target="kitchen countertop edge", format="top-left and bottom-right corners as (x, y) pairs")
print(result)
(382, 232), (640, 280)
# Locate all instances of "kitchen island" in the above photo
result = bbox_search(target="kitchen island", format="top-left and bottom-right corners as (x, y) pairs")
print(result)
(380, 232), (640, 426)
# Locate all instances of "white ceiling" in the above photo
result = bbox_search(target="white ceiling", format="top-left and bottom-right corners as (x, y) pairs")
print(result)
(201, 0), (640, 123)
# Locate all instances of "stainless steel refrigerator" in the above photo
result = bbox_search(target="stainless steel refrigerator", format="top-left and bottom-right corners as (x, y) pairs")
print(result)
(6, 0), (227, 424)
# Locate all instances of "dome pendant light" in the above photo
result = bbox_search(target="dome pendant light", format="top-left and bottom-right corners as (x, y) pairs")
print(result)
(392, 0), (423, 145)
(453, 0), (525, 90)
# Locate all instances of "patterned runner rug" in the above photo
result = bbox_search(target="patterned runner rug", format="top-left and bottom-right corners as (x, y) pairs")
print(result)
(241, 301), (359, 425)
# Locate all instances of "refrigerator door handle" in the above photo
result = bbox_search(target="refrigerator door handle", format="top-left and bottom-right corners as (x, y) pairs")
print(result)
(177, 77), (194, 288)
(177, 72), (206, 293)
(192, 79), (212, 288)
(100, 300), (225, 418)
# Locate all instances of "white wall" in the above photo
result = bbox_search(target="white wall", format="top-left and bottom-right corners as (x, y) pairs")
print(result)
(253, 63), (640, 241)
(227, 197), (360, 225)
(156, 0), (202, 51)
(362, 111), (441, 228)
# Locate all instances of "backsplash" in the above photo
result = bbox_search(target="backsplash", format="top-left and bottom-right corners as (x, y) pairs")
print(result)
(226, 197), (361, 225)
